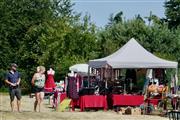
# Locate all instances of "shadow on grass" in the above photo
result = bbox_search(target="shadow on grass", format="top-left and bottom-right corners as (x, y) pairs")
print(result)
(0, 110), (34, 113)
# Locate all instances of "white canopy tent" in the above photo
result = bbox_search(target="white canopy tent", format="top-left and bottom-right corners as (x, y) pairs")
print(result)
(69, 63), (89, 73)
(88, 38), (178, 93)
(89, 38), (178, 69)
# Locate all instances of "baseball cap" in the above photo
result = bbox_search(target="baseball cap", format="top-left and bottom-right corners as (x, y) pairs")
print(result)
(11, 63), (18, 68)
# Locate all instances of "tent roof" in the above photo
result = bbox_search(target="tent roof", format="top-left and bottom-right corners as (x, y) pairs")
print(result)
(69, 64), (89, 73)
(89, 38), (178, 68)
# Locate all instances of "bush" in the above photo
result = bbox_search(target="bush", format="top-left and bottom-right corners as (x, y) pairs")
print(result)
(0, 69), (7, 88)
(0, 86), (8, 93)
(18, 69), (32, 94)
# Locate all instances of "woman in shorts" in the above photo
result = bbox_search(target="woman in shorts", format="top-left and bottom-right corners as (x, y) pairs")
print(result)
(31, 66), (46, 112)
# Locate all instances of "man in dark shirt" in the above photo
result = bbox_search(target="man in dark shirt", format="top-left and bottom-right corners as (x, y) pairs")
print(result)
(5, 63), (21, 112)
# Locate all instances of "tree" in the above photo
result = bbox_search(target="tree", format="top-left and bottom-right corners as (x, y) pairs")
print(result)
(0, 0), (100, 90)
(106, 11), (124, 27)
(135, 14), (144, 22)
(0, 0), (55, 68)
(173, 27), (180, 63)
(36, 14), (98, 79)
(113, 11), (123, 23)
(165, 0), (180, 28)
(52, 0), (74, 18)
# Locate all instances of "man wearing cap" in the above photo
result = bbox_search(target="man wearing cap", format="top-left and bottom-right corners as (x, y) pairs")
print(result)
(5, 63), (21, 112)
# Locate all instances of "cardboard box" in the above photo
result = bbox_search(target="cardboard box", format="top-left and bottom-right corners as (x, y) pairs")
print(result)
(131, 108), (141, 115)
(120, 107), (126, 114)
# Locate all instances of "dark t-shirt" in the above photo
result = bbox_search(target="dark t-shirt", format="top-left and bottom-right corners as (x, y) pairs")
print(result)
(5, 71), (20, 84)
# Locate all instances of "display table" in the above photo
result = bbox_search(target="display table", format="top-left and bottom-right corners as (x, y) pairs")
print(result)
(80, 95), (108, 111)
(112, 94), (144, 106)
(146, 98), (160, 106)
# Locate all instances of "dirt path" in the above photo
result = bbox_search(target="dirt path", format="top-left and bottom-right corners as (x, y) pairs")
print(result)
(0, 93), (168, 120)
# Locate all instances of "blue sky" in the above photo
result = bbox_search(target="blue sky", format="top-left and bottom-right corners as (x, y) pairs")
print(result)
(72, 0), (166, 27)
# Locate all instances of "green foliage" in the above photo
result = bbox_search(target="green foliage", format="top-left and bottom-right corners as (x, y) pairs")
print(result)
(113, 11), (123, 23)
(165, 0), (180, 28)
(154, 52), (176, 61)
(0, 69), (7, 88)
(98, 17), (150, 57)
(173, 27), (180, 62)
(0, 86), (9, 93)
(0, 0), (97, 92)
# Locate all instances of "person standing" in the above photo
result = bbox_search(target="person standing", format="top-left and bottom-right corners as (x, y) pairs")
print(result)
(31, 66), (46, 112)
(5, 63), (21, 112)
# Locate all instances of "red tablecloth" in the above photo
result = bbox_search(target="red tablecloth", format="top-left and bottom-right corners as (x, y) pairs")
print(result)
(80, 95), (108, 111)
(112, 94), (144, 106)
(146, 99), (160, 106)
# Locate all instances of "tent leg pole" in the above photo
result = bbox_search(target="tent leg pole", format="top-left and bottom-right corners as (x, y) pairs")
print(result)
(175, 67), (178, 94)
(88, 66), (90, 88)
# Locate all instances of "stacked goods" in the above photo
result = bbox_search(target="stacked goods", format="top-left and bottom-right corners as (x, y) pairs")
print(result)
(157, 85), (164, 93)
(148, 84), (158, 93)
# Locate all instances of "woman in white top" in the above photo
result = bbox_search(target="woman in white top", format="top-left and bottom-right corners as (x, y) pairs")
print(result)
(31, 66), (46, 112)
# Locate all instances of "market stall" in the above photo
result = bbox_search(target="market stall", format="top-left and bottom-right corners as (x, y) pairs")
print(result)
(88, 38), (178, 111)
(66, 65), (102, 111)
